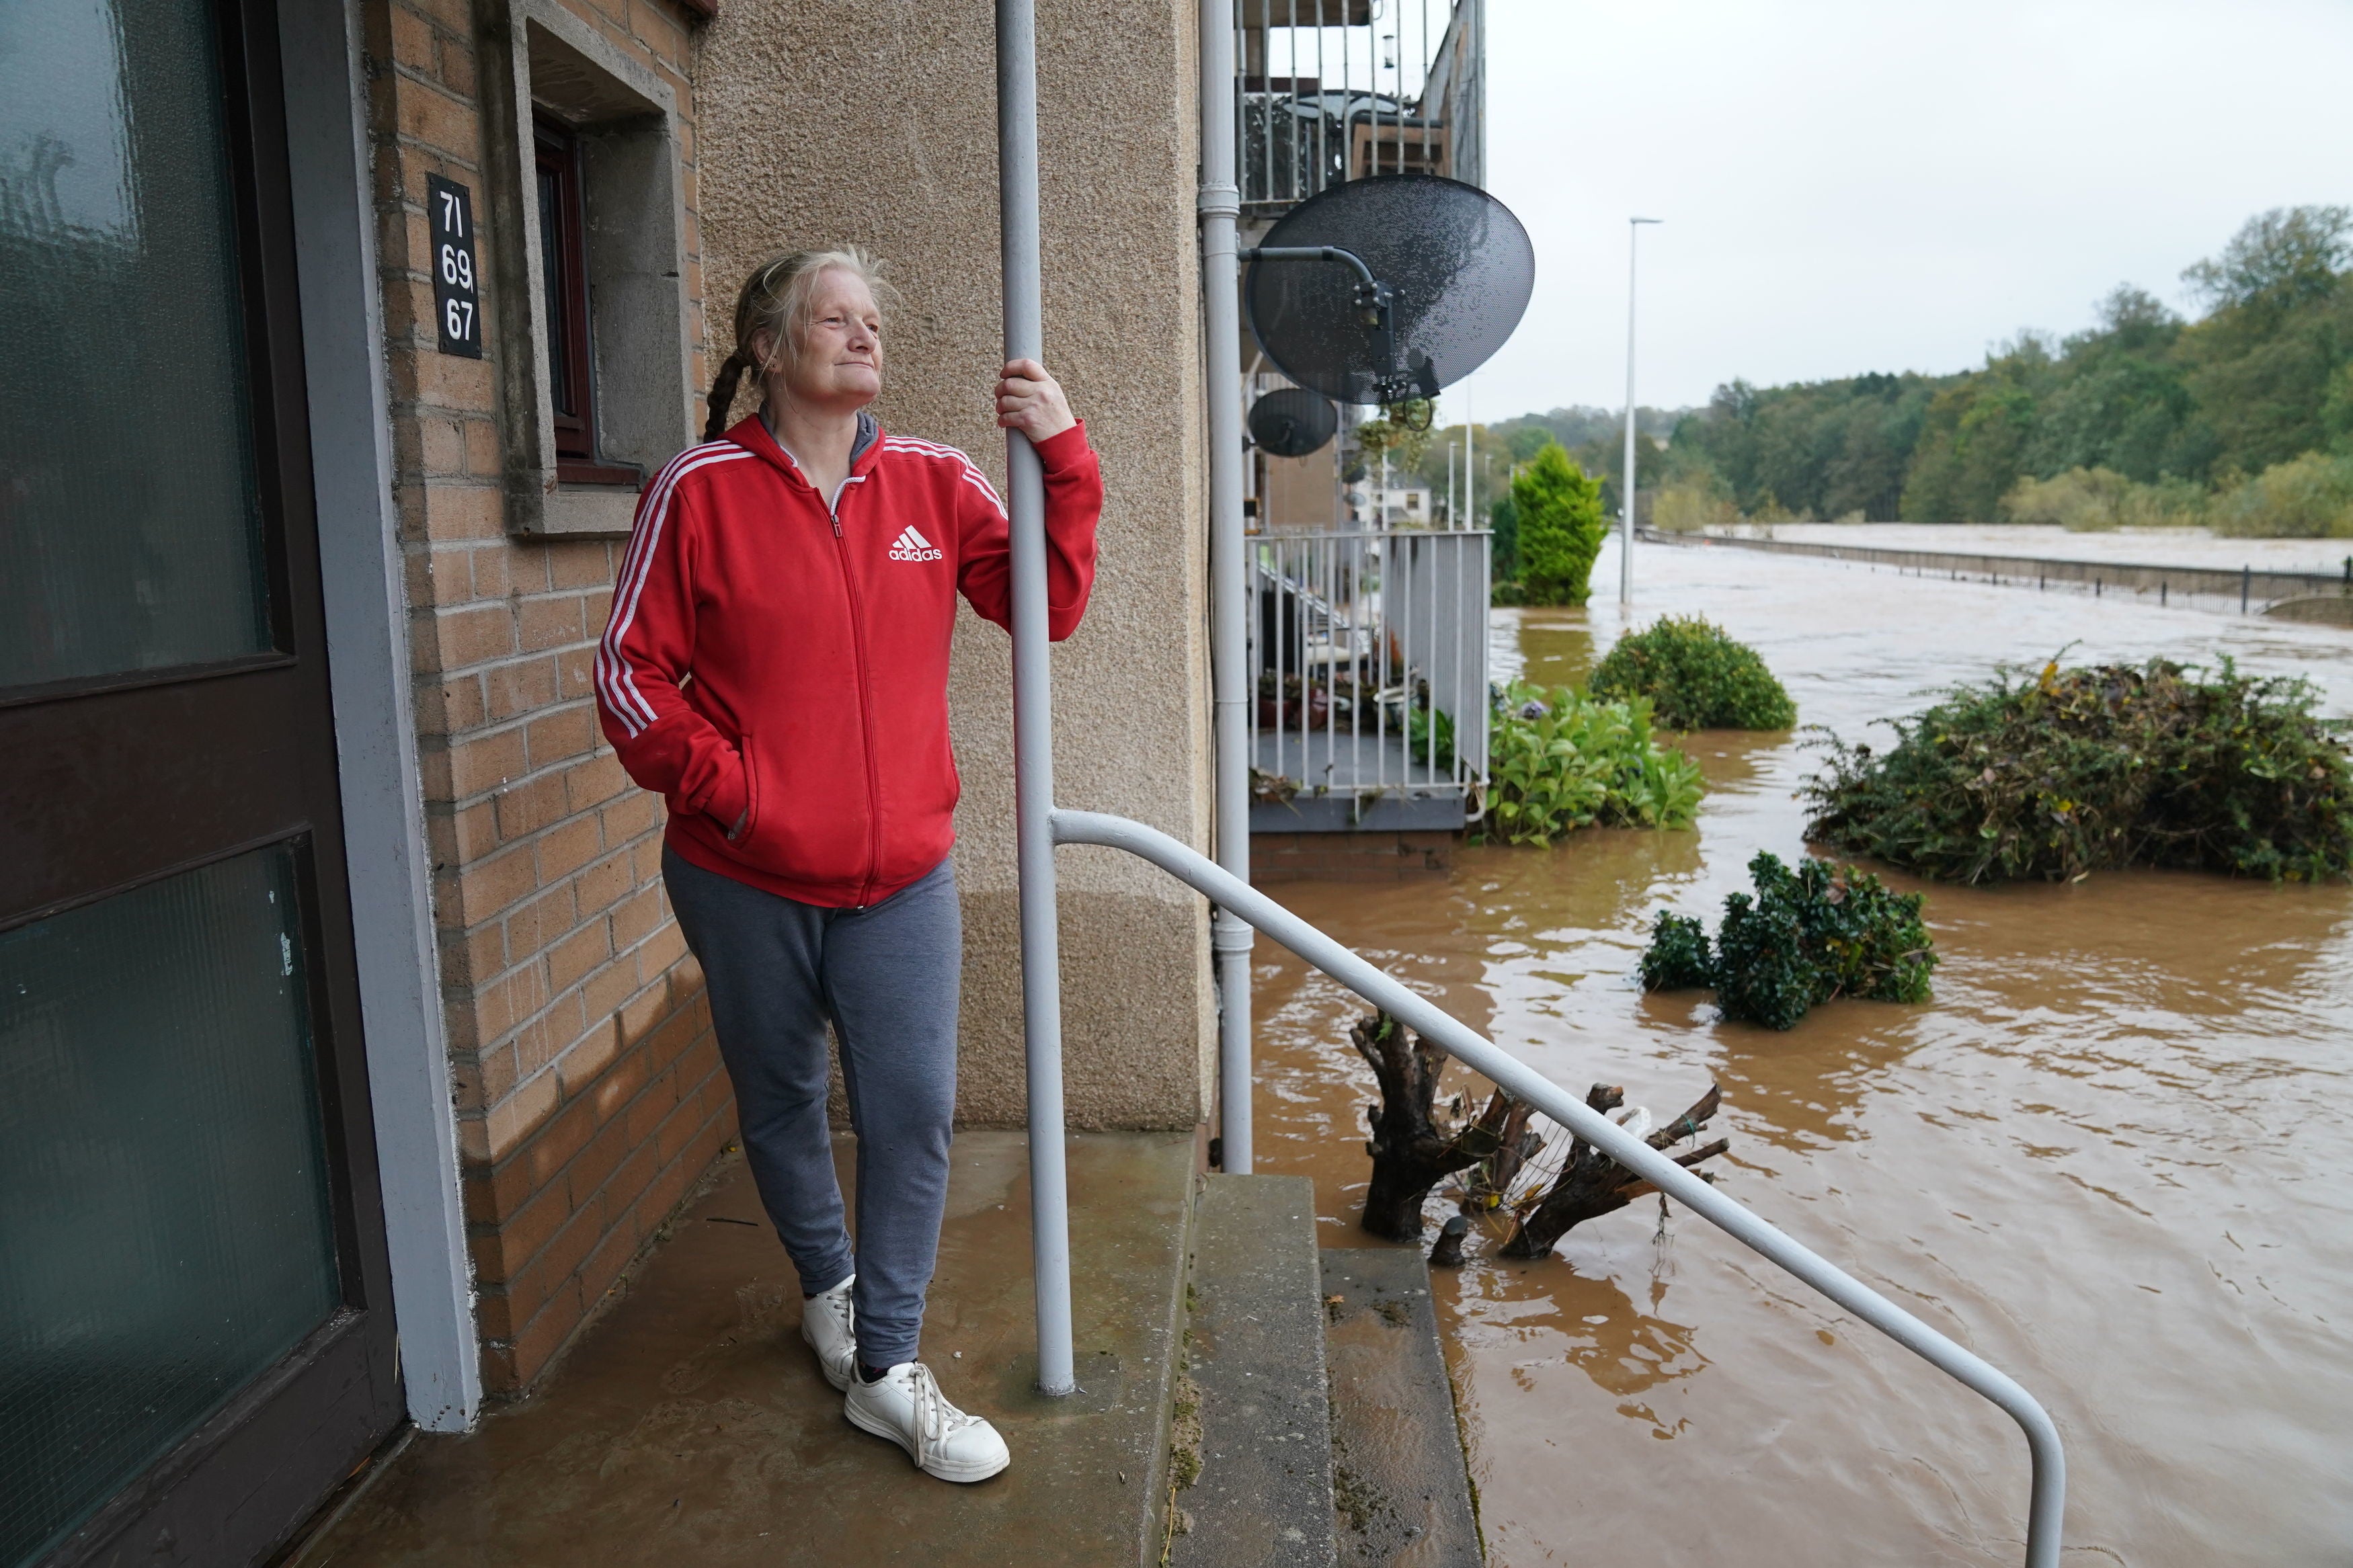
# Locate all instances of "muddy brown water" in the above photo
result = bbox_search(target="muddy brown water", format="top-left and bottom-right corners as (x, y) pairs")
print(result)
(1249, 538), (2353, 1565)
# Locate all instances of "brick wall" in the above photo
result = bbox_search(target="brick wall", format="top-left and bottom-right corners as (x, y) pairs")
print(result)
(364, 0), (724, 1395)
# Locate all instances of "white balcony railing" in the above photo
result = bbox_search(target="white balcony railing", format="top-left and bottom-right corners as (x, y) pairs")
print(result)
(1248, 528), (1490, 829)
(1238, 0), (1486, 216)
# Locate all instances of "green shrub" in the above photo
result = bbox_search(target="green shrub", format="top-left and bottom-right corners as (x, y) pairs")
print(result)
(1638, 912), (1714, 990)
(1639, 852), (1937, 1031)
(1991, 454), (2353, 538)
(1804, 658), (2353, 882)
(1652, 475), (1741, 534)
(1488, 492), (1521, 591)
(1405, 697), (1456, 771)
(2000, 466), (2208, 531)
(2210, 451), (2353, 538)
(1514, 444), (1607, 606)
(1480, 681), (1704, 843)
(1588, 616), (1796, 731)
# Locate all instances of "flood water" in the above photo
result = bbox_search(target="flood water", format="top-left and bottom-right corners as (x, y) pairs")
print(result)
(1249, 536), (2353, 1565)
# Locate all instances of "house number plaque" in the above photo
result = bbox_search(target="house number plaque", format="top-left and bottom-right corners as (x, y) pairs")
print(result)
(428, 175), (483, 359)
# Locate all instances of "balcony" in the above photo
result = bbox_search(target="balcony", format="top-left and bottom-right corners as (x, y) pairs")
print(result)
(1236, 0), (1486, 219)
(1248, 527), (1490, 832)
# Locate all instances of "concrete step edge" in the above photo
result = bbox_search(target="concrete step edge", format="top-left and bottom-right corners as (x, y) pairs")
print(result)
(1167, 1173), (1339, 1568)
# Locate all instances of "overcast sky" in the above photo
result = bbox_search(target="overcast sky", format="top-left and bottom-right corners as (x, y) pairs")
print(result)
(1445, 0), (2353, 423)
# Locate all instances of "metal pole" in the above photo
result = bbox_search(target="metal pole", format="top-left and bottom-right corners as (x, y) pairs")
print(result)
(1201, 0), (1255, 1172)
(1620, 224), (1634, 605)
(1463, 384), (1473, 530)
(996, 0), (1074, 1397)
(1620, 216), (1659, 607)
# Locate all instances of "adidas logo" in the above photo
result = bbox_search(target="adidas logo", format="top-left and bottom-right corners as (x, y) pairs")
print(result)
(887, 526), (943, 563)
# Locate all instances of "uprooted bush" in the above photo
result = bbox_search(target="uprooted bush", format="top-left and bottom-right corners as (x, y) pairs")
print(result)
(1640, 851), (1936, 1030)
(1478, 681), (1704, 844)
(1803, 658), (2353, 883)
(1588, 616), (1796, 731)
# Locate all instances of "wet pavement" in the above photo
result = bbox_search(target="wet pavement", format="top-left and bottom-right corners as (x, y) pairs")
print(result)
(293, 1131), (1193, 1568)
(1250, 536), (2353, 1566)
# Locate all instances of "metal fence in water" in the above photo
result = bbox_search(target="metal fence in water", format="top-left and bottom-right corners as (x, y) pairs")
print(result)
(1248, 529), (1489, 821)
(1650, 528), (2353, 614)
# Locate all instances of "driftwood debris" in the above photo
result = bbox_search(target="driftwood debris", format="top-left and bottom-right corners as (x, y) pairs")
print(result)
(1352, 1013), (1499, 1241)
(1499, 1082), (1730, 1260)
(1457, 1091), (1541, 1218)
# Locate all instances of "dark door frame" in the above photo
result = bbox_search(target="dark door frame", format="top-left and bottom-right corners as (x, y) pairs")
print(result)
(7, 1), (406, 1562)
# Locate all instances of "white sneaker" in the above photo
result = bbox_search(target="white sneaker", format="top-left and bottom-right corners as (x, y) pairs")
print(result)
(842, 1361), (1011, 1483)
(800, 1275), (857, 1392)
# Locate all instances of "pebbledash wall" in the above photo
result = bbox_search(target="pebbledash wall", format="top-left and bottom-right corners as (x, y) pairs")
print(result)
(694, 0), (1213, 1133)
(360, 0), (1211, 1398)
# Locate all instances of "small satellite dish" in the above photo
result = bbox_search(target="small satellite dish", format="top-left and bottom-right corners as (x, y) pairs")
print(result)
(1244, 174), (1534, 410)
(1248, 387), (1339, 457)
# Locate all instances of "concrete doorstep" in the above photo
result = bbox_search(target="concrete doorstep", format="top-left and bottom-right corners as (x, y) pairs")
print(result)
(1166, 1183), (1484, 1568)
(1169, 1175), (1339, 1568)
(1320, 1250), (1483, 1568)
(290, 1131), (1194, 1568)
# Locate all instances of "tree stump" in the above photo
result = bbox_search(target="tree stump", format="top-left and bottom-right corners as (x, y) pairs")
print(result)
(1352, 1012), (1498, 1241)
(1499, 1082), (1730, 1260)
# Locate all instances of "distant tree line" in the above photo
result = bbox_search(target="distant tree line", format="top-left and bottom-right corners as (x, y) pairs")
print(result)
(1470, 206), (2353, 539)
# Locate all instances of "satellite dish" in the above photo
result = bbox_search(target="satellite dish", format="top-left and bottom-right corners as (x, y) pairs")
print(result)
(1248, 387), (1339, 457)
(1244, 174), (1534, 410)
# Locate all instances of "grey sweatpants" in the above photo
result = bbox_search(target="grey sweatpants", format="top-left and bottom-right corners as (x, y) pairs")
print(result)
(662, 846), (960, 1369)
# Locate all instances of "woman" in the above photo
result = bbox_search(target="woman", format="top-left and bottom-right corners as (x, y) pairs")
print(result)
(596, 249), (1101, 1483)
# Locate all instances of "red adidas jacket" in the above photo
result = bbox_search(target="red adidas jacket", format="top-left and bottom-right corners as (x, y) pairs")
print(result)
(596, 413), (1101, 907)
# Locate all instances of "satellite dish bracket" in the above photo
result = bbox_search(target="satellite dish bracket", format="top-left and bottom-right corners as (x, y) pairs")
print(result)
(1242, 245), (1416, 407)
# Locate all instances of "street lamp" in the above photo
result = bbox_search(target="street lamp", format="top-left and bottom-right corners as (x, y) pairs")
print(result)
(1620, 216), (1661, 606)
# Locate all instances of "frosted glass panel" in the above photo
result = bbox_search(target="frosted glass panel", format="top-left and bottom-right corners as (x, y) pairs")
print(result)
(0, 0), (271, 689)
(0, 847), (341, 1567)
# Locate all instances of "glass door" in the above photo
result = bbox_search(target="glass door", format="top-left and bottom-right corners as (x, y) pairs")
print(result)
(0, 1), (403, 1563)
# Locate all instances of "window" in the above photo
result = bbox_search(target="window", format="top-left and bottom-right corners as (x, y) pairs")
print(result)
(485, 3), (694, 536)
(532, 115), (637, 488)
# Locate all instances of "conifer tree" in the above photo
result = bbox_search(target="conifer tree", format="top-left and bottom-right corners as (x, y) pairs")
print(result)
(1513, 442), (1606, 606)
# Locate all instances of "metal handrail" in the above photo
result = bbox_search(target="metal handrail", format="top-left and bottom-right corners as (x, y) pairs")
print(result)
(1051, 807), (2067, 1568)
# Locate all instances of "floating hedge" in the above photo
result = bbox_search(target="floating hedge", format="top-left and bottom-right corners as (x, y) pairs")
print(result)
(1589, 616), (1796, 731)
(1804, 658), (2353, 883)
(1640, 851), (1937, 1031)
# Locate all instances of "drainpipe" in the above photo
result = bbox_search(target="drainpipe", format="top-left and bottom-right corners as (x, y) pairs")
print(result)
(997, 0), (1075, 1397)
(1200, 0), (1254, 1172)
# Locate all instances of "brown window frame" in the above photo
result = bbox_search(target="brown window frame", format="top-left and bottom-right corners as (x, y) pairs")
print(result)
(533, 114), (641, 489)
